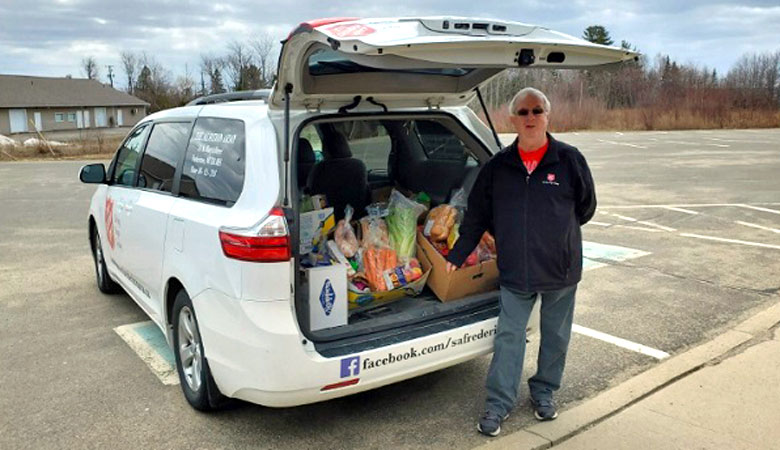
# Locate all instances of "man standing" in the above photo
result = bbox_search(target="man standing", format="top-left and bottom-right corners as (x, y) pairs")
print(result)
(446, 87), (596, 437)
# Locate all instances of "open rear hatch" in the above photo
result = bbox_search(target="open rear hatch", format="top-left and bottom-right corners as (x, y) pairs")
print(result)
(270, 17), (637, 349)
(270, 16), (639, 111)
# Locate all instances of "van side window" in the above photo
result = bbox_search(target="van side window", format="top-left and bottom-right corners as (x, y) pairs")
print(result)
(111, 124), (150, 186)
(179, 118), (245, 206)
(413, 120), (468, 163)
(137, 122), (191, 193)
(300, 125), (324, 163)
(335, 121), (391, 171)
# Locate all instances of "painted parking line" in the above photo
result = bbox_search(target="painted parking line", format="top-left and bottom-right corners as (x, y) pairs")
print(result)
(680, 233), (780, 250)
(736, 204), (780, 215)
(617, 225), (663, 233)
(612, 214), (638, 222)
(735, 221), (780, 234)
(662, 206), (699, 215)
(597, 139), (648, 149)
(608, 213), (676, 232)
(114, 321), (179, 385)
(572, 324), (670, 360)
(637, 221), (676, 232)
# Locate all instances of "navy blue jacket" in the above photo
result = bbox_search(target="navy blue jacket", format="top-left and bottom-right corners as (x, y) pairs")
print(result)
(447, 134), (596, 292)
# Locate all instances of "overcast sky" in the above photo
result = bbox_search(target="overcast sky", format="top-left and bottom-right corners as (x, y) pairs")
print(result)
(1, 0), (778, 88)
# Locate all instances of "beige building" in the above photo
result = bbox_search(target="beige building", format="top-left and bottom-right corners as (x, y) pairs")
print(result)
(0, 74), (149, 135)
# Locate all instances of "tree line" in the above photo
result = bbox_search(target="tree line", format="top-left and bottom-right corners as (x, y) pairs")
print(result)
(80, 25), (779, 130)
(82, 33), (278, 112)
(476, 26), (780, 131)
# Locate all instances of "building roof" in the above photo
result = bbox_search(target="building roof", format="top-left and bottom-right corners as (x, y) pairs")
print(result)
(0, 74), (149, 108)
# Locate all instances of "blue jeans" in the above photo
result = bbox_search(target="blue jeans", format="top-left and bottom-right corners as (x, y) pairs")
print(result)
(485, 284), (577, 416)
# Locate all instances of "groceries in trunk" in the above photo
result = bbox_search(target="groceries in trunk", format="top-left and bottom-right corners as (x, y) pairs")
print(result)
(300, 187), (498, 327)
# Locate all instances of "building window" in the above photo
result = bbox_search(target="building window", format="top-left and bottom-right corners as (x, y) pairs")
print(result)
(66, 113), (76, 122)
(55, 113), (65, 122)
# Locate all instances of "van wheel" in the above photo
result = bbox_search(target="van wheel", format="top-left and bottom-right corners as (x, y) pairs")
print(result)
(172, 290), (226, 411)
(92, 228), (120, 294)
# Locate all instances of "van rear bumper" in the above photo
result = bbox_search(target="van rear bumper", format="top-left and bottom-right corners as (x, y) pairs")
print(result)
(192, 288), (498, 407)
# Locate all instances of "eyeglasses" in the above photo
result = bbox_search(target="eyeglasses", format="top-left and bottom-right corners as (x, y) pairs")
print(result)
(516, 107), (545, 116)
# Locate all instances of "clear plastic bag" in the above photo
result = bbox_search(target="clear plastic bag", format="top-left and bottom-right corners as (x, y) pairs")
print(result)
(449, 187), (468, 211)
(363, 246), (398, 292)
(386, 189), (426, 261)
(360, 202), (390, 248)
(424, 204), (458, 242)
(334, 205), (359, 258)
(476, 232), (497, 262)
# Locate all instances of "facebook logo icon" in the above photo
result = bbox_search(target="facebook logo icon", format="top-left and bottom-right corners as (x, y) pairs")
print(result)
(340, 356), (360, 378)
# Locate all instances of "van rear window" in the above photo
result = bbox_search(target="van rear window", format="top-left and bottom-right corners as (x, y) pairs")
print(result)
(179, 117), (245, 206)
(308, 49), (473, 77)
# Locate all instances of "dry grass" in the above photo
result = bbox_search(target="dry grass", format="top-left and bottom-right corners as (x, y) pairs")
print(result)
(0, 135), (124, 162)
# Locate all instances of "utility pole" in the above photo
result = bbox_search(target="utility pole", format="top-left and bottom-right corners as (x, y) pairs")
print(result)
(106, 65), (115, 87)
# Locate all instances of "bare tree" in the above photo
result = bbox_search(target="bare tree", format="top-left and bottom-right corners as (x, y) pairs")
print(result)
(200, 54), (226, 94)
(81, 56), (100, 80)
(250, 32), (278, 87)
(726, 50), (780, 107)
(225, 40), (254, 91)
(133, 53), (174, 111)
(120, 51), (138, 93)
(172, 64), (197, 106)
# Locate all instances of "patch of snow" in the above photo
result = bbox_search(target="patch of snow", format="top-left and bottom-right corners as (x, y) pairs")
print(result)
(23, 138), (68, 147)
(0, 134), (17, 147)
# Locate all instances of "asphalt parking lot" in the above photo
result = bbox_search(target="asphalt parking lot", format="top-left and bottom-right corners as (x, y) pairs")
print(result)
(1, 129), (779, 449)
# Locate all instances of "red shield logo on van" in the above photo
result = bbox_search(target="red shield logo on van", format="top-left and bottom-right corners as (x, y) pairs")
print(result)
(105, 197), (115, 250)
(327, 24), (376, 38)
(547, 173), (555, 182)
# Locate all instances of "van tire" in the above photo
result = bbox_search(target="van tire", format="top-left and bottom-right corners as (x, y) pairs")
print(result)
(172, 290), (227, 411)
(92, 228), (121, 294)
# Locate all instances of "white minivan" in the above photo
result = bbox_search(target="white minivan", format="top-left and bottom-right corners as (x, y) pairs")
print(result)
(80, 17), (635, 410)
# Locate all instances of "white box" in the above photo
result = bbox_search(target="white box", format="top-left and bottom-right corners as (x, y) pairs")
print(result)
(307, 264), (348, 331)
(299, 207), (334, 255)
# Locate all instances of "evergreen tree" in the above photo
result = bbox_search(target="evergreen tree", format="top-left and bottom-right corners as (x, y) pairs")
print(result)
(210, 68), (226, 94)
(244, 64), (263, 90)
(583, 25), (614, 46)
(135, 65), (152, 94)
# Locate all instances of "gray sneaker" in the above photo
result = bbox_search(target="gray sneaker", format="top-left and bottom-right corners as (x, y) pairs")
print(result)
(477, 410), (509, 437)
(531, 398), (558, 421)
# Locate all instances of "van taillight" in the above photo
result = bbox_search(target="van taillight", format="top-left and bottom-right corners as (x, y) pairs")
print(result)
(219, 207), (291, 262)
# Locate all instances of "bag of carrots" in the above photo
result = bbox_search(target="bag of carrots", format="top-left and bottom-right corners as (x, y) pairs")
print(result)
(362, 246), (398, 292)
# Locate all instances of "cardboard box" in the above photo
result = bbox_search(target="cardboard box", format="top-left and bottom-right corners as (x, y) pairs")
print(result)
(347, 270), (430, 311)
(299, 207), (335, 255)
(416, 231), (499, 301)
(307, 264), (348, 331)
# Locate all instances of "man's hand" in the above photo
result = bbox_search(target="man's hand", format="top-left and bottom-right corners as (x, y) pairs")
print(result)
(446, 262), (458, 274)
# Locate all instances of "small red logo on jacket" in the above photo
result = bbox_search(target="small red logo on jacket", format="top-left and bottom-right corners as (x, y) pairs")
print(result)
(547, 173), (555, 182)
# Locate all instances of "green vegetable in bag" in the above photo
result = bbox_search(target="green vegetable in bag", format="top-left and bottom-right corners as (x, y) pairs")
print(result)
(386, 189), (426, 261)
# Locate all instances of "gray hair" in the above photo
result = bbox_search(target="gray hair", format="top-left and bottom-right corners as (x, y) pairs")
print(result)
(507, 87), (551, 115)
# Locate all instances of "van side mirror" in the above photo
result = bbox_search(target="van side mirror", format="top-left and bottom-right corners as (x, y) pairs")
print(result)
(79, 163), (107, 184)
